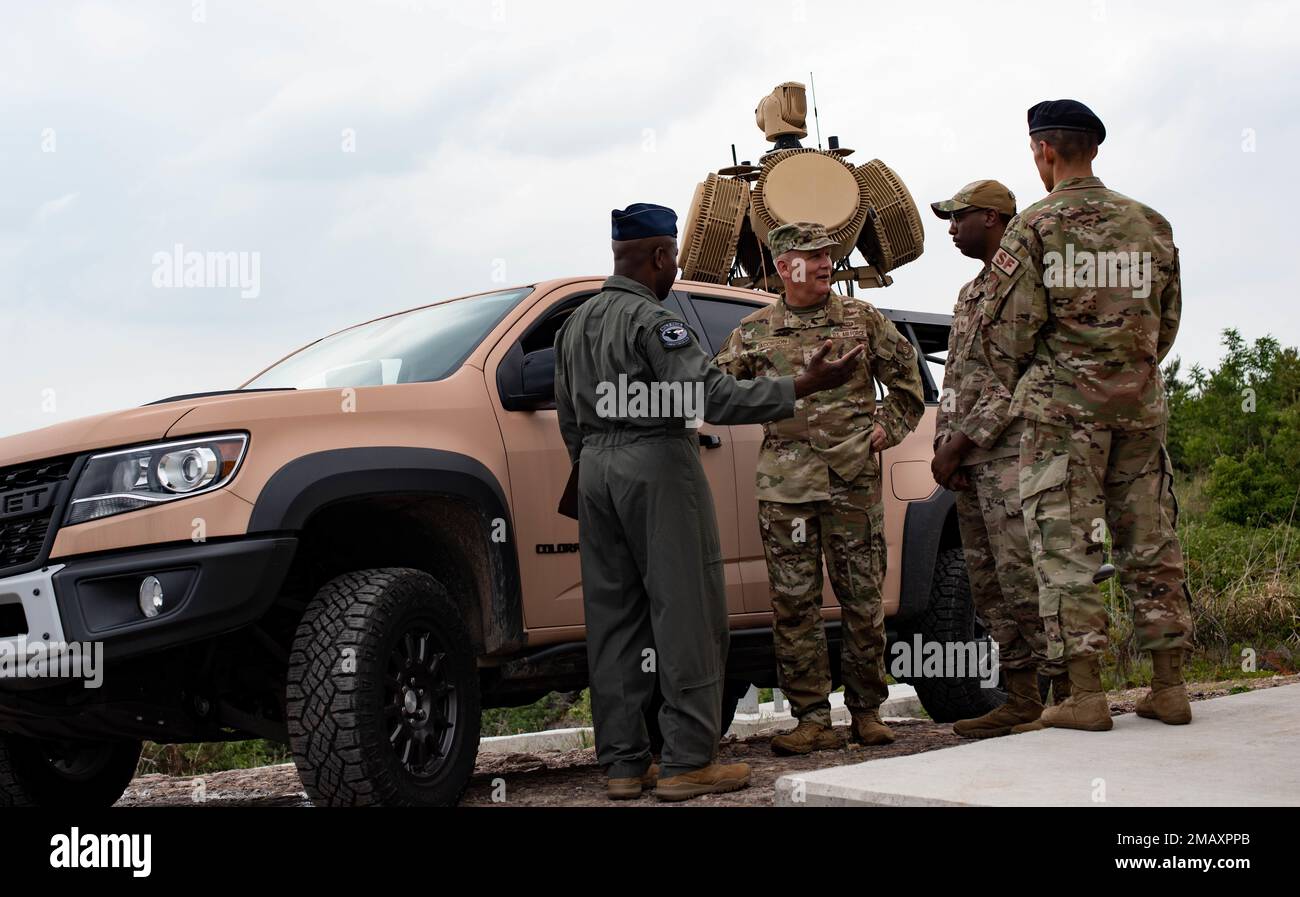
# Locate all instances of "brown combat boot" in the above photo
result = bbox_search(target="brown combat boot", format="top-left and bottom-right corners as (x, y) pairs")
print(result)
(1039, 655), (1113, 731)
(1136, 649), (1192, 725)
(606, 762), (659, 800)
(953, 667), (1042, 738)
(849, 709), (896, 745)
(770, 719), (843, 755)
(1010, 668), (1071, 732)
(1049, 670), (1072, 704)
(654, 762), (750, 802)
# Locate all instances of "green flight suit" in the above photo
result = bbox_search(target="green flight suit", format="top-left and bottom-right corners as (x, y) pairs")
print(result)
(553, 274), (796, 778)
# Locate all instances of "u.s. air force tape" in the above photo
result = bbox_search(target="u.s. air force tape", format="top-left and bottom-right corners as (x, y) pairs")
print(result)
(657, 320), (691, 350)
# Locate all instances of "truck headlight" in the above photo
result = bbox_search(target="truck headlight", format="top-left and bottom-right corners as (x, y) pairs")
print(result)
(66, 434), (248, 525)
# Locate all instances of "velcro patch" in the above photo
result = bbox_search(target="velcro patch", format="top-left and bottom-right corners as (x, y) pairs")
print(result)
(992, 248), (1020, 278)
(657, 320), (692, 350)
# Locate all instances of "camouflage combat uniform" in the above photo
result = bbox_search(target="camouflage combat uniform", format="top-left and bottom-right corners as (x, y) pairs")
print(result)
(716, 293), (924, 724)
(975, 176), (1193, 661)
(938, 265), (1062, 677)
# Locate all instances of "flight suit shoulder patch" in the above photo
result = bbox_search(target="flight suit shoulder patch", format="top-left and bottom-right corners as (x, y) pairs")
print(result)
(657, 319), (692, 350)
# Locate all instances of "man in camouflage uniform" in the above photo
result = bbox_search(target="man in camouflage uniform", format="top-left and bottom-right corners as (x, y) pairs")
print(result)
(928, 180), (1069, 739)
(976, 100), (1194, 732)
(716, 222), (924, 754)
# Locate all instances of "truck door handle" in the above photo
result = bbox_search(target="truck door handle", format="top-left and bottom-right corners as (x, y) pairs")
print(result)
(698, 434), (722, 449)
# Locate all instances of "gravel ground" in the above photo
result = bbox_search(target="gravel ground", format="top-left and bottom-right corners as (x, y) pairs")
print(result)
(116, 674), (1299, 807)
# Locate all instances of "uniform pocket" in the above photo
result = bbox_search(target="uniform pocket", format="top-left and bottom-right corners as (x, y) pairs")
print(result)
(1019, 452), (1071, 551)
(999, 480), (1023, 519)
(869, 504), (887, 580)
(1158, 443), (1180, 529)
(1038, 586), (1064, 660)
(872, 327), (900, 361)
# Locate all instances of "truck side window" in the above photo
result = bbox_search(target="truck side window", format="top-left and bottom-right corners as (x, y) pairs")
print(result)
(687, 294), (764, 354)
(521, 292), (596, 354)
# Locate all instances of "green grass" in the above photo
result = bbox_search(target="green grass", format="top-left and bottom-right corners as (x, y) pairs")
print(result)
(138, 740), (291, 778)
(480, 689), (591, 737)
(1091, 477), (1299, 687)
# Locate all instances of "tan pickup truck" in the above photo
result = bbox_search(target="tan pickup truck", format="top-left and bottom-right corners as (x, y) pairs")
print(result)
(0, 277), (997, 807)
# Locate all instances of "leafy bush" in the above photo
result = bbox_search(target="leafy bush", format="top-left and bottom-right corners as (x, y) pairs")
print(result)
(1100, 487), (1300, 680)
(1166, 330), (1300, 525)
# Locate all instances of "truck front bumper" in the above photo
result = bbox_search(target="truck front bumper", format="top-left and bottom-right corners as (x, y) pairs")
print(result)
(0, 536), (297, 679)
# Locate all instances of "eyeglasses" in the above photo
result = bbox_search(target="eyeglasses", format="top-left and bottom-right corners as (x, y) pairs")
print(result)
(949, 208), (981, 223)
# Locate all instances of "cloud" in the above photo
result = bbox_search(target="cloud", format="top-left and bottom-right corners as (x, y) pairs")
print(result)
(35, 192), (80, 224)
(0, 0), (1295, 439)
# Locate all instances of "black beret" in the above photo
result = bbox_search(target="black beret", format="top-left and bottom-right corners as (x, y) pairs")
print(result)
(1027, 99), (1105, 144)
(611, 203), (678, 241)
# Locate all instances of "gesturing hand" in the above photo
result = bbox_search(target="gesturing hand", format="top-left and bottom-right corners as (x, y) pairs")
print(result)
(794, 340), (865, 398)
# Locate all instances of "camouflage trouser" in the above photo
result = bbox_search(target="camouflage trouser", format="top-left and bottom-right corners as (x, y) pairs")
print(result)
(758, 471), (887, 727)
(1019, 420), (1193, 661)
(955, 456), (1064, 677)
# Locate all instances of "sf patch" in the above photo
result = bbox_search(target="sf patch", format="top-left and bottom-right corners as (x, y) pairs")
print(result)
(657, 320), (692, 350)
(992, 247), (1020, 278)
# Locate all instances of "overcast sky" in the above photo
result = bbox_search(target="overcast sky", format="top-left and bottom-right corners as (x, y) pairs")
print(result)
(1, 0), (1295, 437)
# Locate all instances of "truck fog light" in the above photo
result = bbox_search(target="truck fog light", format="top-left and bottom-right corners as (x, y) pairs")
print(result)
(139, 576), (164, 618)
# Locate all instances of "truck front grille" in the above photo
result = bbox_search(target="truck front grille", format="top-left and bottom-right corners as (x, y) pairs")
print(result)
(0, 455), (78, 573)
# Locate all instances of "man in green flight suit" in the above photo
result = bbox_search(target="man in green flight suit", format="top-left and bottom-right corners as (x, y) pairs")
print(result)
(553, 203), (863, 800)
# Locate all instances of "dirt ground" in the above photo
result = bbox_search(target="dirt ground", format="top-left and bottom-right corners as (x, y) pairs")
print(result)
(117, 674), (1298, 807)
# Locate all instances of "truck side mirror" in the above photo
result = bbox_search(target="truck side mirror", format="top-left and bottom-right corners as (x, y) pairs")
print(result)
(497, 343), (557, 411)
(520, 347), (555, 407)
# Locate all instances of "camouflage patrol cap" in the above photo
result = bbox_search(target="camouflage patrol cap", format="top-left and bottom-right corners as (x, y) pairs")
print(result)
(930, 180), (1017, 219)
(767, 221), (838, 256)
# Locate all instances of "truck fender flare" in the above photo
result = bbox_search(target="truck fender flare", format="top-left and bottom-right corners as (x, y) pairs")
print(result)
(247, 447), (521, 649)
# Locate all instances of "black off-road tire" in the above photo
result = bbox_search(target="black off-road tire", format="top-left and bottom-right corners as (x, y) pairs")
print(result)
(903, 547), (1007, 723)
(0, 735), (141, 807)
(287, 568), (481, 806)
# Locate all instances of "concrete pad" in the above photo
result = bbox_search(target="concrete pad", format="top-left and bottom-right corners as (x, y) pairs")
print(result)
(726, 685), (922, 737)
(481, 684), (922, 752)
(479, 726), (594, 754)
(775, 684), (1300, 807)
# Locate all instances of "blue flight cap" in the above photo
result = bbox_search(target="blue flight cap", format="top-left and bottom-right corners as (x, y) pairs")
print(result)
(611, 203), (678, 241)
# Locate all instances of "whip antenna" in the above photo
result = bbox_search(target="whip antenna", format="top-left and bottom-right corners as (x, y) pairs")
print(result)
(810, 71), (822, 150)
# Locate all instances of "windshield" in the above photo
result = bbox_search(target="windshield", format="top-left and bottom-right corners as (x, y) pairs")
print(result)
(243, 287), (532, 389)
